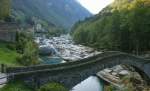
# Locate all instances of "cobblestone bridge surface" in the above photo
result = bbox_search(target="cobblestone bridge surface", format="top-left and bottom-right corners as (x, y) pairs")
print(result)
(5, 51), (150, 88)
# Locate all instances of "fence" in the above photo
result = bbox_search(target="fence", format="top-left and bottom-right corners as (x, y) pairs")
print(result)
(0, 64), (8, 86)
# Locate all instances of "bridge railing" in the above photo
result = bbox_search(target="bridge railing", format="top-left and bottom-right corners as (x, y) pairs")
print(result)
(6, 51), (122, 74)
(0, 64), (7, 73)
(0, 64), (8, 85)
(0, 75), (8, 85)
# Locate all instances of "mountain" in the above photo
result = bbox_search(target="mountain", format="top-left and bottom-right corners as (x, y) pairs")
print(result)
(72, 0), (150, 53)
(11, 0), (92, 29)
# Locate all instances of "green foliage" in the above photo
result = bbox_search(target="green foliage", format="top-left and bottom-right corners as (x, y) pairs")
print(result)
(0, 81), (69, 91)
(0, 0), (11, 21)
(0, 81), (32, 91)
(16, 31), (39, 66)
(38, 83), (69, 91)
(0, 31), (39, 66)
(72, 0), (150, 53)
(0, 41), (20, 66)
(16, 31), (31, 54)
(18, 41), (39, 66)
(47, 27), (66, 37)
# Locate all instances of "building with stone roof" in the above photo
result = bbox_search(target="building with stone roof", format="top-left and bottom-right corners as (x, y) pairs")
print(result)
(0, 22), (19, 42)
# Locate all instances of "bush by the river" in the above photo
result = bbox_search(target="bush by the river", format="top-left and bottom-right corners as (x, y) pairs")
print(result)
(38, 83), (69, 91)
(0, 81), (69, 91)
(0, 81), (32, 91)
(16, 31), (39, 66)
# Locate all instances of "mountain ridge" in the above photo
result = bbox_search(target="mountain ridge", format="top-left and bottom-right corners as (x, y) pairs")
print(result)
(11, 0), (92, 29)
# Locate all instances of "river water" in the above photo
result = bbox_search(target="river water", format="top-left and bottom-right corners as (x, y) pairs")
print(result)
(40, 56), (63, 64)
(72, 76), (104, 91)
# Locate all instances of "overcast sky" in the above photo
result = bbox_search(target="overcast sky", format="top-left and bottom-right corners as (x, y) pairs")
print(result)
(77, 0), (114, 14)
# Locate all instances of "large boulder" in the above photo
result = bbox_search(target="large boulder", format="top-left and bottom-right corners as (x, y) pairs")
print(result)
(39, 47), (55, 56)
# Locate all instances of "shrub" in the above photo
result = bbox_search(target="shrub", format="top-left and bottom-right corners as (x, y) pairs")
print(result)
(16, 31), (39, 66)
(38, 83), (69, 91)
(0, 81), (32, 91)
(6, 43), (16, 50)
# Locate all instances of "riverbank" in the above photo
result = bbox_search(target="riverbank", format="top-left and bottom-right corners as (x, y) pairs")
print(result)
(98, 65), (150, 91)
(0, 81), (69, 91)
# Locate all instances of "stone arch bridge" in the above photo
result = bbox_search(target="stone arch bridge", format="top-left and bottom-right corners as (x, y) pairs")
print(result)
(5, 51), (150, 88)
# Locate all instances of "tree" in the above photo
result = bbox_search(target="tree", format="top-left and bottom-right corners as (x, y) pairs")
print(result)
(16, 31), (39, 66)
(72, 0), (150, 53)
(0, 0), (11, 20)
(19, 41), (39, 66)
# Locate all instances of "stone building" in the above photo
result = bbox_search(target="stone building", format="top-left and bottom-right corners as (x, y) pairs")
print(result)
(0, 22), (19, 42)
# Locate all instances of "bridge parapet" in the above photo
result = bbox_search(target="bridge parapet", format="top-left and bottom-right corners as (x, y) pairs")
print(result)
(6, 51), (122, 74)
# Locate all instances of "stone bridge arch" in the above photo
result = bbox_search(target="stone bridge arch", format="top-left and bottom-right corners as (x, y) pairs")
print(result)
(6, 52), (150, 89)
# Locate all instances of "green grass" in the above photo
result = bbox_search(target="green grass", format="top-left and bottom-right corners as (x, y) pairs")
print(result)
(0, 81), (69, 91)
(0, 81), (33, 91)
(38, 82), (69, 91)
(0, 42), (20, 66)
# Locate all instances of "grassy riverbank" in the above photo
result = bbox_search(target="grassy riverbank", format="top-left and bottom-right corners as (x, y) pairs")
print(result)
(0, 41), (20, 66)
(0, 81), (32, 91)
(0, 81), (69, 91)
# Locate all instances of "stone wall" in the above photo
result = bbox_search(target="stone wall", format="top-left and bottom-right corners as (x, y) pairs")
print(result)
(0, 30), (16, 42)
(0, 22), (19, 42)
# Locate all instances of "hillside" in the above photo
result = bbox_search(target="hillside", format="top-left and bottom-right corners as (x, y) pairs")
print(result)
(11, 0), (92, 29)
(72, 0), (150, 53)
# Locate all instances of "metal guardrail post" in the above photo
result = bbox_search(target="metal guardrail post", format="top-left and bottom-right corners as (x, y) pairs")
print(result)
(34, 76), (40, 89)
(1, 64), (5, 73)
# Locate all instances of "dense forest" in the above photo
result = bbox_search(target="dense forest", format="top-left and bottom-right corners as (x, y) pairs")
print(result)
(72, 0), (150, 54)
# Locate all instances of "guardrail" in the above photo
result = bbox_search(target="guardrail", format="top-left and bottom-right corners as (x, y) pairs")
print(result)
(0, 64), (8, 86)
(0, 75), (7, 85)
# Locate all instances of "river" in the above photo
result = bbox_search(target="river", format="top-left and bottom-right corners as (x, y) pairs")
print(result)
(72, 76), (104, 91)
(37, 35), (105, 91)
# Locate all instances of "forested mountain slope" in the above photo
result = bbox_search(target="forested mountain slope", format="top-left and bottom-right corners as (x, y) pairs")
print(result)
(11, 0), (92, 29)
(72, 0), (150, 53)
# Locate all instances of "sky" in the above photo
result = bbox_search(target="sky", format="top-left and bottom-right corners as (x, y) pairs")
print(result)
(77, 0), (114, 14)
